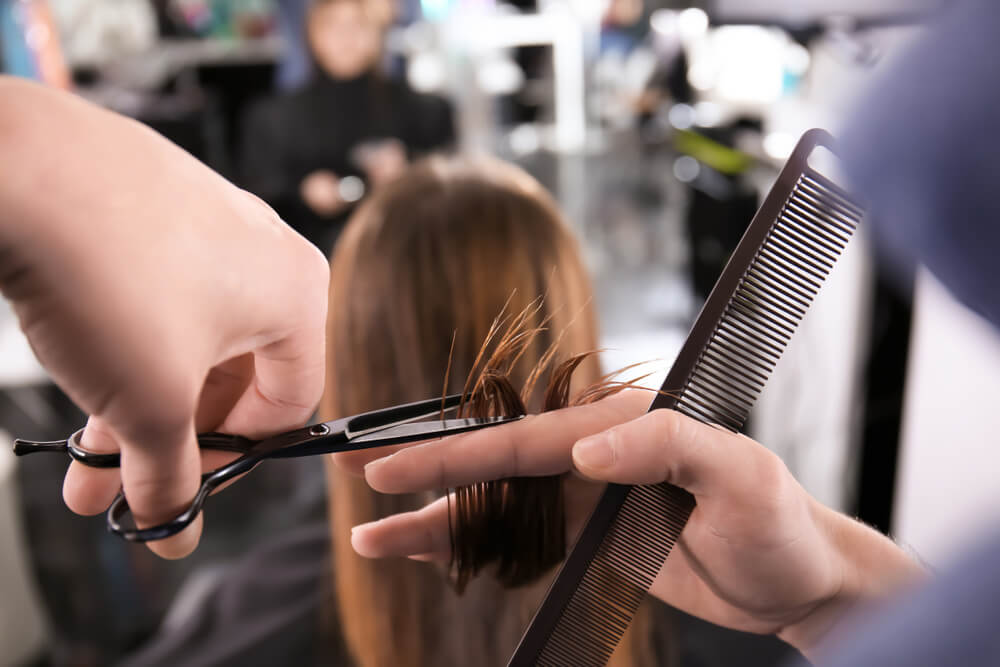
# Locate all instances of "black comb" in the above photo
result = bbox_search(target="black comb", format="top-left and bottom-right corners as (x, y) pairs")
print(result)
(507, 129), (864, 666)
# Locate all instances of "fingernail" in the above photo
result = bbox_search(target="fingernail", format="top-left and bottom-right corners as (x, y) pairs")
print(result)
(574, 435), (614, 470)
(364, 455), (390, 474)
(350, 524), (379, 558)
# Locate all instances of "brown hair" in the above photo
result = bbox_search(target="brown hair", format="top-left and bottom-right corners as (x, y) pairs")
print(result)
(322, 156), (661, 666)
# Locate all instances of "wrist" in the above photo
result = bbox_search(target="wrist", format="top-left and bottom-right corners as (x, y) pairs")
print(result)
(778, 502), (927, 659)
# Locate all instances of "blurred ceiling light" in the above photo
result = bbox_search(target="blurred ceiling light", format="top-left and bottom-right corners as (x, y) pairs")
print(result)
(673, 155), (701, 183)
(687, 25), (786, 105)
(650, 9), (678, 37)
(572, 0), (615, 24)
(407, 52), (447, 93)
(509, 124), (541, 155)
(476, 55), (525, 96)
(784, 42), (811, 76)
(677, 7), (709, 40)
(687, 63), (714, 91)
(339, 176), (366, 203)
(668, 103), (696, 130)
(763, 131), (796, 160)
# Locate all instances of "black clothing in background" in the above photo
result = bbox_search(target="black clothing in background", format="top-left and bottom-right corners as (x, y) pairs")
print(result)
(240, 71), (455, 253)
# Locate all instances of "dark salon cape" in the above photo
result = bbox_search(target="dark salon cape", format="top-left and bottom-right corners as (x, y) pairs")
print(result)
(797, 0), (1000, 665)
(117, 522), (345, 667)
(240, 71), (454, 253)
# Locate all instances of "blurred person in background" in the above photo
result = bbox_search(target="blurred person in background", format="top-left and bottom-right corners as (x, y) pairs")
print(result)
(241, 0), (454, 254)
(119, 157), (675, 666)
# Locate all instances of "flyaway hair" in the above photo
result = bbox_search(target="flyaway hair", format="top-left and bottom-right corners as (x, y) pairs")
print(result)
(448, 304), (674, 594)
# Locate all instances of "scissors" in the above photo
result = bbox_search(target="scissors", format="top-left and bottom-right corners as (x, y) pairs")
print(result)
(12, 393), (520, 543)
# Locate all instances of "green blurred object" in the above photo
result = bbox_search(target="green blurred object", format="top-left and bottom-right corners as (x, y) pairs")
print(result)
(674, 129), (752, 175)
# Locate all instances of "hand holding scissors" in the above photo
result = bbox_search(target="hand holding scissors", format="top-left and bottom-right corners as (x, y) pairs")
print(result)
(14, 393), (519, 542)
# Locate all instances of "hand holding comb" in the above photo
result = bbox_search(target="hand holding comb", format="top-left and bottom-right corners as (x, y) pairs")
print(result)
(507, 128), (865, 666)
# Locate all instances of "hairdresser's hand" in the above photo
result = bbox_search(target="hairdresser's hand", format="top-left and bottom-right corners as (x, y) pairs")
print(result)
(0, 77), (329, 558)
(347, 389), (924, 659)
(300, 169), (346, 216)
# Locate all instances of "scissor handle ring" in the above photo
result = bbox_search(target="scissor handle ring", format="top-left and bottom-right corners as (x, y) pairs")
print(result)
(107, 470), (217, 542)
(106, 447), (266, 542)
(65, 429), (122, 468)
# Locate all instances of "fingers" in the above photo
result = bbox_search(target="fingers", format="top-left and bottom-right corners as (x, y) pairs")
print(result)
(118, 420), (204, 559)
(62, 355), (262, 548)
(62, 416), (122, 515)
(215, 231), (329, 438)
(351, 495), (452, 559)
(571, 409), (779, 496)
(64, 415), (204, 558)
(195, 354), (255, 432)
(216, 328), (326, 439)
(333, 442), (424, 478)
(362, 389), (651, 494)
(352, 481), (609, 562)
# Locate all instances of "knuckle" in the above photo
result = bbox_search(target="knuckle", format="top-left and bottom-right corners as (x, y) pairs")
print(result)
(81, 418), (120, 452)
(648, 408), (684, 445)
(753, 444), (793, 495)
(97, 383), (196, 450)
(298, 234), (332, 286)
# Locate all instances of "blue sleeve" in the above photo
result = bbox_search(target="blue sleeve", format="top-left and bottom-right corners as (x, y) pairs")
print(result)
(840, 0), (1000, 329)
(808, 526), (1000, 667)
(807, 3), (1000, 664)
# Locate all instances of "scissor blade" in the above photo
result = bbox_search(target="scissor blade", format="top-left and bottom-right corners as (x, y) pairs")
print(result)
(266, 415), (523, 459)
(347, 415), (522, 448)
(344, 393), (466, 435)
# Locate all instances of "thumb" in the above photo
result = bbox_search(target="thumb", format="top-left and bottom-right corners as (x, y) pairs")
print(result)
(215, 327), (326, 438)
(118, 420), (203, 559)
(571, 409), (761, 495)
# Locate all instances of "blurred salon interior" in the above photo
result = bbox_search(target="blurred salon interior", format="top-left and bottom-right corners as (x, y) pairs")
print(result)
(2, 0), (994, 665)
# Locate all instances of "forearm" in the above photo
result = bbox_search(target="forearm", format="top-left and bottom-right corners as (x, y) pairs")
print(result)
(779, 501), (927, 659)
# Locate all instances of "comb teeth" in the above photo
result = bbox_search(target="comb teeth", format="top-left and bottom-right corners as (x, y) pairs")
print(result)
(674, 171), (862, 431)
(535, 484), (695, 666)
(508, 130), (864, 667)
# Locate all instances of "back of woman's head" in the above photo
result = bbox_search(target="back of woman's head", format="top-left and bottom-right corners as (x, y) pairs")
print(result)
(321, 156), (658, 667)
(324, 155), (599, 418)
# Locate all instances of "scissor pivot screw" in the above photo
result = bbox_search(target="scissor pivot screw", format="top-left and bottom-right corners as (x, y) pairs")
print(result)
(309, 424), (330, 436)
